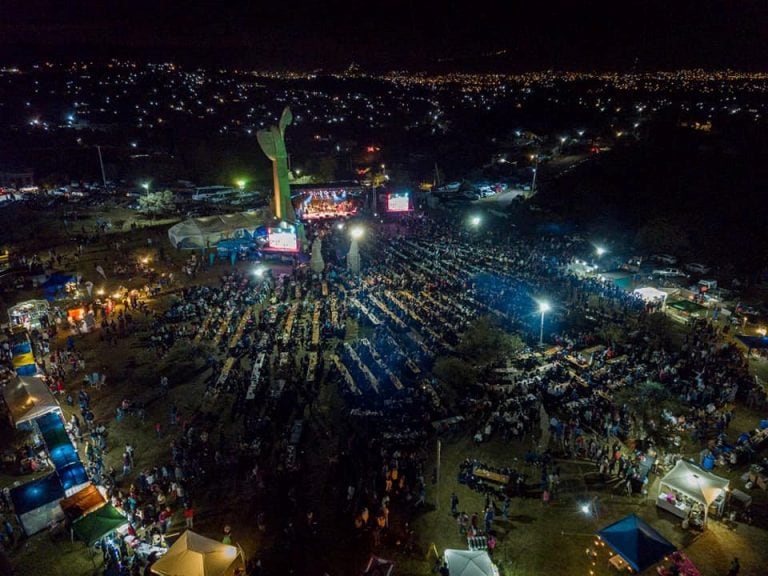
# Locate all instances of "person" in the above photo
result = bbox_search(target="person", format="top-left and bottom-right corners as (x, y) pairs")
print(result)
(184, 505), (195, 529)
(502, 497), (510, 521)
(439, 561), (450, 576)
(727, 557), (740, 576)
(450, 492), (459, 516)
(457, 512), (468, 535)
(222, 525), (232, 545)
(487, 533), (497, 556)
(484, 506), (494, 533)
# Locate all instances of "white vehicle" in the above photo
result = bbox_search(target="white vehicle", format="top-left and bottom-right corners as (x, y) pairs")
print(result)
(685, 262), (711, 274)
(191, 186), (238, 203)
(652, 254), (677, 265)
(652, 267), (687, 277)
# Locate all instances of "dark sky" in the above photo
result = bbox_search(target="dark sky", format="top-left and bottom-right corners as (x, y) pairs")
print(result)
(1, 0), (767, 70)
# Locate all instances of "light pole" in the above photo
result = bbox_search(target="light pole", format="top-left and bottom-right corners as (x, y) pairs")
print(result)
(530, 154), (539, 194)
(141, 182), (150, 196)
(348, 226), (364, 274)
(538, 301), (550, 346)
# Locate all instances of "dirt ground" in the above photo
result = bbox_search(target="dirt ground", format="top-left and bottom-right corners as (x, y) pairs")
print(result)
(1, 201), (768, 576)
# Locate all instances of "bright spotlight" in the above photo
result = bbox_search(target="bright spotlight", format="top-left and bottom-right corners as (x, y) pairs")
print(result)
(336, 222), (345, 230)
(350, 226), (364, 240)
(470, 216), (481, 227)
(538, 301), (551, 313)
(581, 504), (591, 515)
(595, 246), (606, 257)
(254, 266), (267, 277)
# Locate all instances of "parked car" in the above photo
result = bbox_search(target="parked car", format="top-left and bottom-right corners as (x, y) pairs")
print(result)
(652, 267), (687, 277)
(621, 256), (643, 272)
(652, 254), (677, 265)
(685, 262), (711, 274)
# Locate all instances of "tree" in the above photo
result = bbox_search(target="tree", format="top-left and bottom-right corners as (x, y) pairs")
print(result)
(433, 356), (476, 405)
(137, 190), (175, 216)
(457, 316), (524, 367)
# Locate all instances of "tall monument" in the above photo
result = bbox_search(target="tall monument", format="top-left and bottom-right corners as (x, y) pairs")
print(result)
(257, 107), (296, 223)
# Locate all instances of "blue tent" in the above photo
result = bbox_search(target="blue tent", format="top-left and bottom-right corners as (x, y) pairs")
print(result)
(58, 462), (89, 492)
(736, 335), (768, 350)
(10, 473), (65, 516)
(597, 514), (676, 573)
(41, 273), (75, 301)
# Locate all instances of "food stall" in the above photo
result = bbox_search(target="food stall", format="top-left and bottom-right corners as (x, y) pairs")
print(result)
(8, 300), (51, 330)
(656, 460), (729, 527)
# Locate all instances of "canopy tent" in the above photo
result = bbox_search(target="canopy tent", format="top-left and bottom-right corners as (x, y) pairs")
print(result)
(60, 484), (107, 522)
(8, 299), (50, 330)
(72, 504), (128, 545)
(9, 473), (65, 536)
(9, 330), (37, 376)
(597, 514), (676, 573)
(41, 273), (76, 301)
(168, 210), (268, 249)
(58, 462), (90, 495)
(151, 530), (246, 576)
(735, 335), (768, 350)
(634, 286), (669, 305)
(1, 375), (60, 428)
(443, 549), (498, 576)
(38, 413), (80, 469)
(658, 460), (729, 525)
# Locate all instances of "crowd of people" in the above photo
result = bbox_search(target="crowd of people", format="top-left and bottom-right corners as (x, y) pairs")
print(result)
(1, 210), (767, 576)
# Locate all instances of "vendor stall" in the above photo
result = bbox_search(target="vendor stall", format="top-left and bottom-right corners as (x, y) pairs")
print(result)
(60, 484), (107, 523)
(9, 473), (66, 536)
(597, 514), (676, 573)
(1, 375), (60, 428)
(42, 273), (77, 301)
(8, 299), (50, 330)
(656, 460), (729, 526)
(633, 286), (669, 309)
(151, 530), (246, 576)
(71, 504), (129, 546)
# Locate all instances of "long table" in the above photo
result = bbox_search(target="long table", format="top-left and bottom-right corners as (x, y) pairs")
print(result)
(473, 467), (509, 485)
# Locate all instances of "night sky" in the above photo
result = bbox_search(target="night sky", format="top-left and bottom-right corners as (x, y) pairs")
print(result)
(1, 0), (767, 70)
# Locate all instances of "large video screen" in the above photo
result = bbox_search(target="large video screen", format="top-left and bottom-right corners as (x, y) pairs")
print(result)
(387, 192), (412, 212)
(266, 226), (299, 252)
(295, 187), (359, 220)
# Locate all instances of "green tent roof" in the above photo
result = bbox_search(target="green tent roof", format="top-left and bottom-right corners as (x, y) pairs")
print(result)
(667, 300), (706, 313)
(72, 504), (128, 545)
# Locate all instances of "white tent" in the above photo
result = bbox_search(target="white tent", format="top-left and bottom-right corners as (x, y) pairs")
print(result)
(657, 460), (729, 525)
(151, 531), (245, 576)
(1, 375), (61, 428)
(633, 286), (668, 306)
(167, 210), (267, 249)
(444, 549), (498, 576)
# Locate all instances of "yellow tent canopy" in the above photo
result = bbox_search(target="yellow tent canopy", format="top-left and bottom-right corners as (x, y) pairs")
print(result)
(151, 531), (245, 576)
